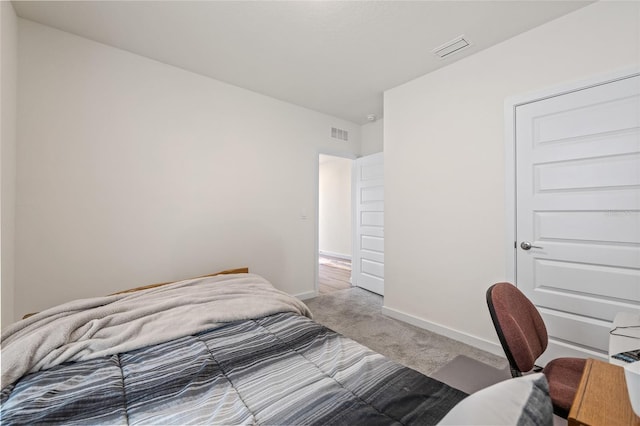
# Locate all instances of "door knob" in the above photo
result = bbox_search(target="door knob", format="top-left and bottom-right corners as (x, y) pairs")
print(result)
(520, 241), (543, 250)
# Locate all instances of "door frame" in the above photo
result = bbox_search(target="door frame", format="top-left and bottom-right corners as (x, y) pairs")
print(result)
(504, 66), (640, 284)
(314, 151), (357, 296)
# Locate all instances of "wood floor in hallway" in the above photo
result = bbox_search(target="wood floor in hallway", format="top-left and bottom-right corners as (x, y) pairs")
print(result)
(318, 255), (352, 295)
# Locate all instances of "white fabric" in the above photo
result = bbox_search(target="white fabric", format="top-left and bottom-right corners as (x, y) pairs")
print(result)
(437, 373), (553, 426)
(1, 273), (311, 389)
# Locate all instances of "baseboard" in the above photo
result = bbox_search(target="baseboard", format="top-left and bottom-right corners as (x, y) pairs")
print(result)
(294, 290), (317, 301)
(381, 305), (504, 357)
(318, 250), (352, 261)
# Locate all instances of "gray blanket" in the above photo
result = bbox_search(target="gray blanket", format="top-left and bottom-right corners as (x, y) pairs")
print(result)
(1, 312), (467, 425)
(1, 273), (311, 389)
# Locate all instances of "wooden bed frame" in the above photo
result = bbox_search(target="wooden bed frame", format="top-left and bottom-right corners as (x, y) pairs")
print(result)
(111, 267), (249, 294)
(23, 267), (249, 319)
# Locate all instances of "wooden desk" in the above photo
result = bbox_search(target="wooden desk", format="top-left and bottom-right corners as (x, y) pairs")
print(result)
(569, 359), (640, 426)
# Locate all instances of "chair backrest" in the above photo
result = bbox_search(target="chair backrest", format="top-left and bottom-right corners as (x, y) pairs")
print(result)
(486, 282), (548, 376)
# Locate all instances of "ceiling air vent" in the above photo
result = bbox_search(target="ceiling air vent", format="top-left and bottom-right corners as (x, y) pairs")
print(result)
(432, 36), (470, 59)
(331, 127), (349, 142)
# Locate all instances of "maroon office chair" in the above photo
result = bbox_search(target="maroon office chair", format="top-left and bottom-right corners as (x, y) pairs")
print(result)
(486, 282), (586, 418)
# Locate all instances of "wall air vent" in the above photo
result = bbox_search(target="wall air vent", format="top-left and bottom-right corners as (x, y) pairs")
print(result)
(432, 36), (470, 59)
(331, 127), (349, 141)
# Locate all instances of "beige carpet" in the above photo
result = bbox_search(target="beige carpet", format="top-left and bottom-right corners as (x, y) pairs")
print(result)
(305, 288), (568, 425)
(304, 287), (508, 379)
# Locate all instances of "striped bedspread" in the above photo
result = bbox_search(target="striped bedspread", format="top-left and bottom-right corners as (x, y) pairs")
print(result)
(1, 312), (466, 425)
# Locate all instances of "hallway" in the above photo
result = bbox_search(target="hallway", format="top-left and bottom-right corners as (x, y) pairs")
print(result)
(318, 255), (351, 295)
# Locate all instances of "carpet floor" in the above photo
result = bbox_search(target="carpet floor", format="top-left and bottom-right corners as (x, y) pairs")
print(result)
(304, 287), (508, 379)
(305, 287), (568, 425)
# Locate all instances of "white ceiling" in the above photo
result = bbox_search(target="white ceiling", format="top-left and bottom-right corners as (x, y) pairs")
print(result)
(12, 1), (593, 124)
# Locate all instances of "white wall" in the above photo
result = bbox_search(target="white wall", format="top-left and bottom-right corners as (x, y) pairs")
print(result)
(361, 119), (383, 155)
(1, 1), (18, 329)
(319, 155), (352, 259)
(15, 19), (361, 320)
(384, 1), (640, 353)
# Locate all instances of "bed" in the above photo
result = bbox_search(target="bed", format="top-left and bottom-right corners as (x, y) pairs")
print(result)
(1, 271), (553, 425)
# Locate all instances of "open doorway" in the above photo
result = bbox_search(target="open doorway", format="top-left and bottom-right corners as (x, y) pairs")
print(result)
(318, 154), (353, 295)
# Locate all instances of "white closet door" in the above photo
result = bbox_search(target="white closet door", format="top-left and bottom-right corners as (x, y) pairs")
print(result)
(515, 74), (640, 363)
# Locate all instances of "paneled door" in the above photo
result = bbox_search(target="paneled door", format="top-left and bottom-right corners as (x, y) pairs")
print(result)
(514, 73), (640, 364)
(353, 152), (384, 295)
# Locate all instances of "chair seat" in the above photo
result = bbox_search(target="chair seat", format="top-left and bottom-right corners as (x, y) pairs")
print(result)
(543, 357), (587, 417)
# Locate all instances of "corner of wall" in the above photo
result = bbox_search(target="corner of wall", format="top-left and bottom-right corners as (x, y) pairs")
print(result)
(1, 0), (18, 328)
(360, 119), (384, 156)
